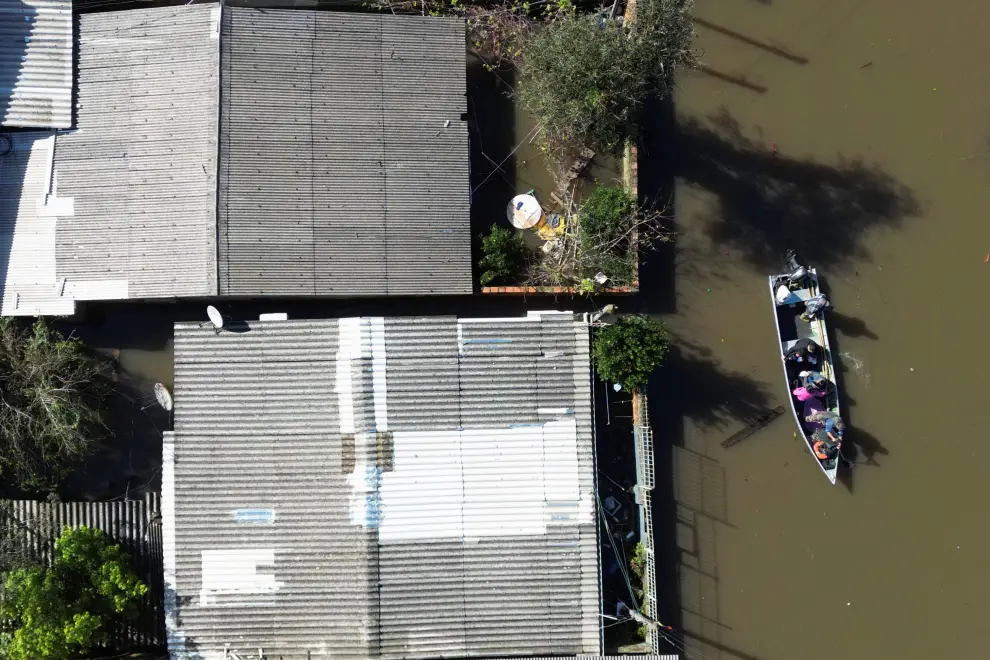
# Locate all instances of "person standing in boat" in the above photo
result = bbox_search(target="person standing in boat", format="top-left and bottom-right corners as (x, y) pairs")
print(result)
(784, 337), (821, 364)
(801, 292), (831, 322)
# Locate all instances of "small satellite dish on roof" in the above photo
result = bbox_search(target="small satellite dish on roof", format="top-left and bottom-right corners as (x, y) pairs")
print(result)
(154, 383), (173, 412)
(207, 305), (224, 330)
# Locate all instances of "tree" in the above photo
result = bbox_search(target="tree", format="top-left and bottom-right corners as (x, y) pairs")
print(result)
(592, 315), (670, 390)
(0, 318), (112, 490)
(516, 0), (696, 153)
(478, 224), (530, 285)
(0, 526), (148, 660)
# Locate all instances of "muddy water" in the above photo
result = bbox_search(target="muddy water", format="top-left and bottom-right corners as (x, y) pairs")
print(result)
(646, 1), (990, 658)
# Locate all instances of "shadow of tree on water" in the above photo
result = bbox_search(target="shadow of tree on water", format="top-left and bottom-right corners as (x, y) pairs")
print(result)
(672, 110), (921, 271)
(661, 338), (775, 430)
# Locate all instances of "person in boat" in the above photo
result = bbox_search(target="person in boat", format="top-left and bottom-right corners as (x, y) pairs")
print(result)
(800, 293), (831, 322)
(806, 410), (846, 442)
(793, 385), (819, 402)
(784, 338), (820, 365)
(811, 428), (840, 461)
(794, 373), (829, 402)
(801, 370), (829, 394)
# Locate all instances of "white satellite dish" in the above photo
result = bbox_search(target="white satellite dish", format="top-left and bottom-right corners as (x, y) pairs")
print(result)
(206, 305), (224, 330)
(154, 383), (173, 411)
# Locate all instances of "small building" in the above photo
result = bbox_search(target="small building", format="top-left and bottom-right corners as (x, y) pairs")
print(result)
(0, 4), (471, 316)
(163, 312), (601, 659)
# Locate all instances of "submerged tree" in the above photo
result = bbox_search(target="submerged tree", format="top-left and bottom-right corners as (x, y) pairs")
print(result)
(516, 0), (696, 153)
(592, 315), (670, 391)
(0, 526), (148, 660)
(0, 318), (111, 490)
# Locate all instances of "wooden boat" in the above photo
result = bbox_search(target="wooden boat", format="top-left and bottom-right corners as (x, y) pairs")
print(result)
(768, 254), (841, 484)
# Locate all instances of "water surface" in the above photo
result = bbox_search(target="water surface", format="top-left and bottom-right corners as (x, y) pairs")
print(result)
(646, 1), (990, 658)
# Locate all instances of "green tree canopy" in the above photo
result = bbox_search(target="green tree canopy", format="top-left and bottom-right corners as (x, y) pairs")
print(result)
(516, 0), (695, 153)
(0, 526), (148, 660)
(592, 315), (670, 390)
(0, 318), (111, 490)
(479, 224), (530, 286)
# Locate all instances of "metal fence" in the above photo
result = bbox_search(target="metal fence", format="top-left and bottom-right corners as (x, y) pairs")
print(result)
(0, 493), (165, 649)
(633, 391), (661, 653)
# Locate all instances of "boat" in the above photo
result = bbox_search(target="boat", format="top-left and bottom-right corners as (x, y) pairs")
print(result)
(768, 251), (841, 484)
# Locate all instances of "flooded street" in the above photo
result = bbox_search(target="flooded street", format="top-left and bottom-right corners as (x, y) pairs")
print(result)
(647, 1), (990, 658)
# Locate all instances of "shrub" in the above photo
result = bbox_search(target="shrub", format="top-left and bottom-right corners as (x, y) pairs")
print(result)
(592, 315), (670, 390)
(516, 0), (696, 152)
(630, 541), (647, 579)
(0, 526), (148, 660)
(577, 186), (636, 284)
(479, 224), (529, 286)
(579, 186), (635, 251)
(0, 319), (111, 491)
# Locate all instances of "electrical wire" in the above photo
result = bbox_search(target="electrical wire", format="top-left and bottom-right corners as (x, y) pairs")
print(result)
(470, 122), (541, 194)
(595, 490), (639, 610)
(601, 616), (633, 630)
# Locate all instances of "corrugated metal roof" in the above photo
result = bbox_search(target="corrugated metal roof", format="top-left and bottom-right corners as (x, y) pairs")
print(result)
(217, 9), (471, 297)
(0, 0), (73, 129)
(0, 494), (165, 648)
(164, 313), (599, 660)
(0, 130), (75, 315)
(52, 4), (220, 301)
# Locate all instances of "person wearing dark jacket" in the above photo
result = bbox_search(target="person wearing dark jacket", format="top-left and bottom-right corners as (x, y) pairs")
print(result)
(784, 338), (820, 365)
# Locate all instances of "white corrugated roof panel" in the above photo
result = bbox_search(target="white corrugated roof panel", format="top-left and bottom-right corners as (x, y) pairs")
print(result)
(0, 131), (75, 315)
(0, 0), (73, 129)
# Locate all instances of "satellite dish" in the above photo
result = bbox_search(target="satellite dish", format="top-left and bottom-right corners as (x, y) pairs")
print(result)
(206, 305), (224, 330)
(154, 383), (173, 411)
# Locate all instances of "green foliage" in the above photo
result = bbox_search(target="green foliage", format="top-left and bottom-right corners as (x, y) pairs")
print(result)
(516, 0), (696, 152)
(577, 185), (636, 284)
(0, 526), (147, 660)
(629, 541), (647, 579)
(579, 186), (635, 249)
(592, 315), (670, 390)
(0, 318), (111, 491)
(479, 225), (530, 286)
(636, 624), (648, 640)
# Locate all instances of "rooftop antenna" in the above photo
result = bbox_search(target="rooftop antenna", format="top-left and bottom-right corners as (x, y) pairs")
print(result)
(202, 305), (225, 334)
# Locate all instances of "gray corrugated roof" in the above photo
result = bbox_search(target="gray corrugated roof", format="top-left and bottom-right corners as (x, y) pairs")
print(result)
(164, 313), (599, 660)
(0, 0), (73, 129)
(0, 494), (164, 648)
(217, 9), (472, 297)
(52, 4), (219, 300)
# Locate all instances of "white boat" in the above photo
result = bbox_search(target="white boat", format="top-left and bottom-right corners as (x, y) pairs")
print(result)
(768, 252), (841, 485)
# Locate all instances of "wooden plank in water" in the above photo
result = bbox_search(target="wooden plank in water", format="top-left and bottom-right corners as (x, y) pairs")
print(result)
(721, 406), (786, 448)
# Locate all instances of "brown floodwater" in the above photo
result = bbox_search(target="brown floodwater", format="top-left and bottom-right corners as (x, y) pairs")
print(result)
(646, 1), (990, 658)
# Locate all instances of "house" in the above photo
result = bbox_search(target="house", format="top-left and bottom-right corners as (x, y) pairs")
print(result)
(162, 311), (601, 659)
(0, 4), (472, 316)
